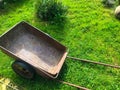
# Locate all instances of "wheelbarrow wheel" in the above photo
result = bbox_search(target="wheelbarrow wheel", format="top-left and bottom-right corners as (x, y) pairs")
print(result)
(12, 60), (35, 79)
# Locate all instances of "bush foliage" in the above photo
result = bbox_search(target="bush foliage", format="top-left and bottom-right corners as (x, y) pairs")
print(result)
(102, 0), (115, 7)
(4, 0), (17, 3)
(0, 0), (4, 9)
(0, 0), (17, 9)
(37, 0), (67, 22)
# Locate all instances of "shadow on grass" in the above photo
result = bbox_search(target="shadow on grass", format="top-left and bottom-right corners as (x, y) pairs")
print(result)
(0, 0), (27, 15)
(10, 73), (63, 90)
(7, 63), (68, 90)
(57, 62), (68, 80)
(0, 58), (109, 90)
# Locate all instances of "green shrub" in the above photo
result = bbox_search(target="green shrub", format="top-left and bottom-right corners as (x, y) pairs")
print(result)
(37, 0), (67, 23)
(0, 0), (4, 9)
(4, 0), (17, 3)
(102, 0), (115, 7)
(0, 0), (18, 9)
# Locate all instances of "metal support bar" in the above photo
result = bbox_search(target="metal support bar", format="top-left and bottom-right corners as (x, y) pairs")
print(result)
(67, 56), (120, 69)
(55, 79), (90, 90)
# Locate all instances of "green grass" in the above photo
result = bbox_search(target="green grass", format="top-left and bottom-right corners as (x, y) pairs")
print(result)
(0, 0), (120, 90)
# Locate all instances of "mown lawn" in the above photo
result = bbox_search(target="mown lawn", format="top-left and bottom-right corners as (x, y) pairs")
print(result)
(0, 0), (120, 90)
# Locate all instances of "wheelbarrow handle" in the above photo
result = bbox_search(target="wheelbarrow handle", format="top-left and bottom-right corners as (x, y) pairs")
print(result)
(67, 56), (120, 69)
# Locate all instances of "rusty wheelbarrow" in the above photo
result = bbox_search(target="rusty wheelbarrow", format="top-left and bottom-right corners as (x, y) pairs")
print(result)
(0, 21), (68, 79)
(1, 21), (120, 90)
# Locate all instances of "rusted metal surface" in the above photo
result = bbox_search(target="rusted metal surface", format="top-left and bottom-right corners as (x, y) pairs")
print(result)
(0, 21), (68, 78)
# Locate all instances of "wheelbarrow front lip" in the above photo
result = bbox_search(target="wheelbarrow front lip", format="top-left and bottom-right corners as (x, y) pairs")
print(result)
(0, 21), (68, 77)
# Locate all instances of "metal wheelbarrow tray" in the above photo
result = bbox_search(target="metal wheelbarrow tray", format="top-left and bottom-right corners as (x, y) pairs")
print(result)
(0, 21), (68, 79)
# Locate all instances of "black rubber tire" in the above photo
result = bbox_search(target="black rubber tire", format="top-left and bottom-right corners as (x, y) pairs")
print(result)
(12, 60), (35, 79)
